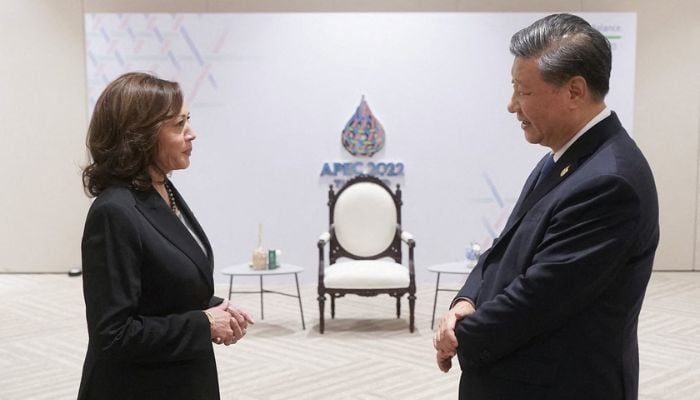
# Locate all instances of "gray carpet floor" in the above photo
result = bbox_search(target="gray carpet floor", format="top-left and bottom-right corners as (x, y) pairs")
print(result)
(0, 272), (698, 399)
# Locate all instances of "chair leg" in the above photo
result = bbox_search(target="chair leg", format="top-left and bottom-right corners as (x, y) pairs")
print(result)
(396, 295), (401, 318)
(408, 293), (416, 333)
(318, 294), (325, 334)
(330, 294), (336, 319)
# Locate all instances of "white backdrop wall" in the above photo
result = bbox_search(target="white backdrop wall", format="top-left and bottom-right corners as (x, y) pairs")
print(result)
(85, 13), (636, 283)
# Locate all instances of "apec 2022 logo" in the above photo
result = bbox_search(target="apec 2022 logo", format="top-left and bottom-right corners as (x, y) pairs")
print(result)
(320, 96), (405, 188)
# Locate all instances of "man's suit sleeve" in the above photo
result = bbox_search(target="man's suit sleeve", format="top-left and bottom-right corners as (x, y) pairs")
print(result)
(454, 174), (642, 368)
(454, 255), (487, 305)
(209, 296), (224, 307)
(82, 201), (212, 363)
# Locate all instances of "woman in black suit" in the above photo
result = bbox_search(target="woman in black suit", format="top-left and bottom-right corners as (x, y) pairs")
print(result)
(78, 72), (253, 400)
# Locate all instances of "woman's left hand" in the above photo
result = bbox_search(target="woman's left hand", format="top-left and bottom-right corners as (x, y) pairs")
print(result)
(227, 306), (254, 341)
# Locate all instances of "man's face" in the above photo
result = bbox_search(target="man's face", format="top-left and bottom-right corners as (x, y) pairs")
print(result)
(507, 57), (574, 151)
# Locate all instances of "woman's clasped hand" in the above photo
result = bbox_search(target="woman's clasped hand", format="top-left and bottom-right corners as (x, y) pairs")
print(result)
(206, 299), (255, 346)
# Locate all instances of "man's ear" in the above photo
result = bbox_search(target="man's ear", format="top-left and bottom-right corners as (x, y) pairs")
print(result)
(567, 76), (588, 104)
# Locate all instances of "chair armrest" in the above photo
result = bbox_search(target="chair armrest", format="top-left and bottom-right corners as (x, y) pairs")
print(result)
(318, 231), (331, 247)
(399, 229), (416, 284)
(400, 231), (415, 247)
(318, 231), (331, 284)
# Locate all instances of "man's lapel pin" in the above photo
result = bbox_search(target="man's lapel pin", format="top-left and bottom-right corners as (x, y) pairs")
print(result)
(560, 165), (571, 177)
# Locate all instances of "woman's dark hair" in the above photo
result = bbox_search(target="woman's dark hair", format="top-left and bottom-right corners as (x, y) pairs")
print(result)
(82, 72), (183, 196)
(509, 13), (612, 102)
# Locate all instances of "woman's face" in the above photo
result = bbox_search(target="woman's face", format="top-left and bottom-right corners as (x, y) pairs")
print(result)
(154, 102), (196, 175)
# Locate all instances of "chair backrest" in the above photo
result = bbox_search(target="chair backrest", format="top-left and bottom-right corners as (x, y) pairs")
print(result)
(328, 175), (402, 263)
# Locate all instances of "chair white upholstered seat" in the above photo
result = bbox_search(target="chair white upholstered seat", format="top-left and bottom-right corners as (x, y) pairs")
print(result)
(324, 260), (410, 289)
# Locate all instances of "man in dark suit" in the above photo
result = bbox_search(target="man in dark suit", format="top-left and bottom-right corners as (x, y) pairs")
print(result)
(434, 14), (659, 400)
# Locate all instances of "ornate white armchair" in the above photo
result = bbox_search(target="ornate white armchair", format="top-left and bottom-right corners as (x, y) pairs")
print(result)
(317, 175), (416, 333)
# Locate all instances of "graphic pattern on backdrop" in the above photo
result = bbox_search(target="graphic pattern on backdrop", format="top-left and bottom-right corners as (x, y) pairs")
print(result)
(84, 14), (227, 112)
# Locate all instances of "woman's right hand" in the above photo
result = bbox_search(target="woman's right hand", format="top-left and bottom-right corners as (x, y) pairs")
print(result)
(206, 299), (237, 345)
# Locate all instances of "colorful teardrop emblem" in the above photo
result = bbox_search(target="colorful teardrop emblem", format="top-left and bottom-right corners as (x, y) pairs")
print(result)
(341, 96), (386, 157)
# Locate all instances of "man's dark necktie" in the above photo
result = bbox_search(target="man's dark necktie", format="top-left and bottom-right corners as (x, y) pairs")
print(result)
(535, 154), (555, 187)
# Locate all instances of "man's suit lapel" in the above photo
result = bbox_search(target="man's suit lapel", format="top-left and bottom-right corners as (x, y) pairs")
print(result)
(491, 112), (623, 255)
(133, 186), (214, 290)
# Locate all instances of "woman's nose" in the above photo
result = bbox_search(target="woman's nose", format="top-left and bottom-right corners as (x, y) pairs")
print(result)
(186, 127), (197, 140)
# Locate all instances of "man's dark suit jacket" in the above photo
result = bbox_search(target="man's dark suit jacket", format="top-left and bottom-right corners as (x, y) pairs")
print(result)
(455, 112), (659, 400)
(78, 182), (222, 400)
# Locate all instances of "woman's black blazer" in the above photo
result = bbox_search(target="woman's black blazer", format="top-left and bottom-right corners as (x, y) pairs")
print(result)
(78, 182), (222, 400)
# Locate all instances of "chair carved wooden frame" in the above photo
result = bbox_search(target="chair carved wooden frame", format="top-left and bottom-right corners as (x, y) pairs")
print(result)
(317, 175), (416, 333)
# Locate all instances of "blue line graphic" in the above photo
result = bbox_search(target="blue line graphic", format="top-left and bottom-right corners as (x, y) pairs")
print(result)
(208, 74), (217, 88)
(100, 27), (110, 43)
(180, 27), (204, 66)
(114, 50), (125, 66)
(87, 51), (97, 67)
(167, 50), (181, 71)
(153, 27), (163, 43)
(482, 172), (504, 209)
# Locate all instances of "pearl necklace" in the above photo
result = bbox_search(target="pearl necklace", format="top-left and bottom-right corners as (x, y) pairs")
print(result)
(164, 182), (179, 215)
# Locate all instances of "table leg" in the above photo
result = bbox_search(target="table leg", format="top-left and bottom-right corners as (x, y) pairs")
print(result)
(294, 273), (306, 330)
(431, 272), (441, 330)
(228, 275), (233, 300)
(259, 275), (264, 320)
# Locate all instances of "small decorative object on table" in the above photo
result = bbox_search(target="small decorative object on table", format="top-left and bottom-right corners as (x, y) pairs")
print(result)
(251, 223), (267, 270)
(465, 241), (481, 267)
(267, 249), (278, 270)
